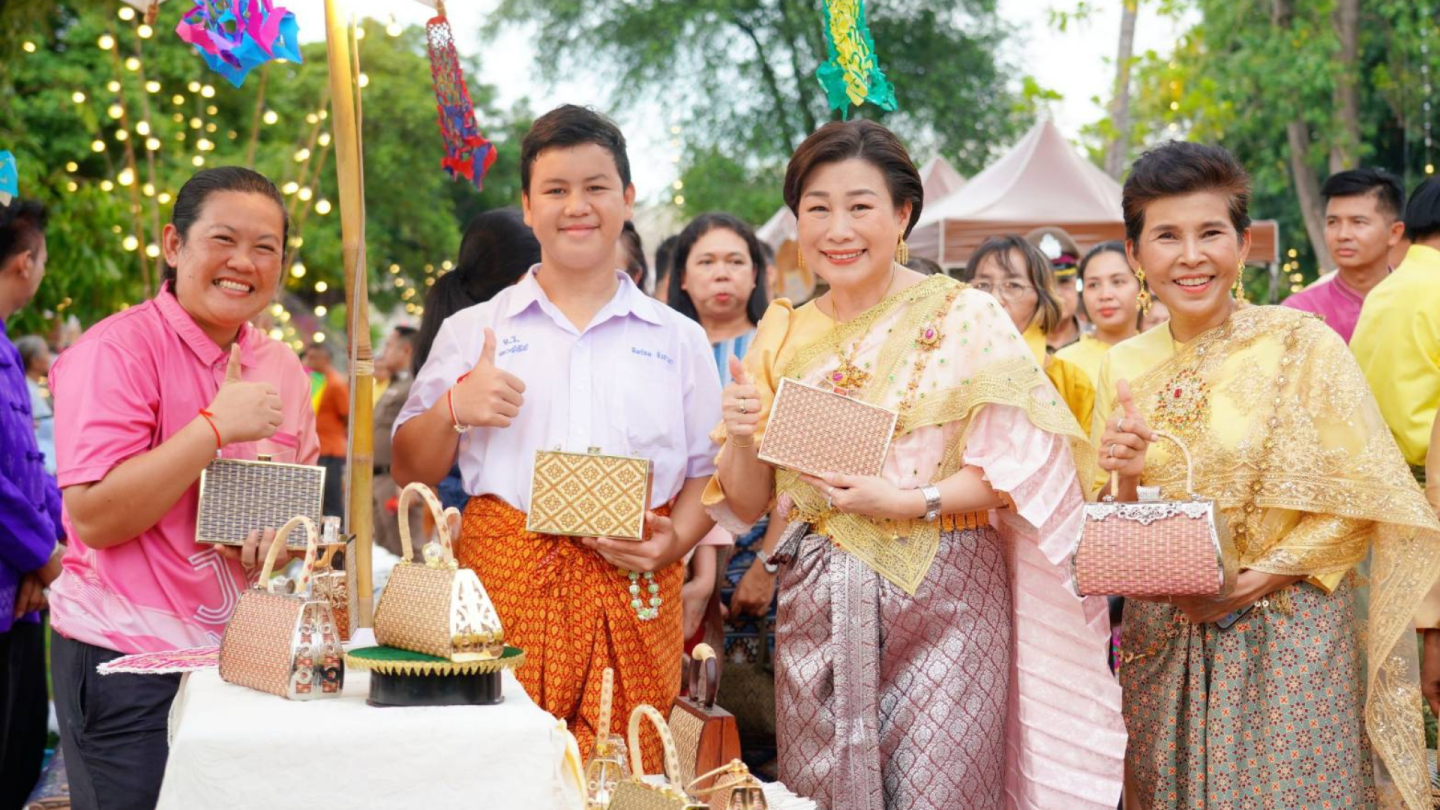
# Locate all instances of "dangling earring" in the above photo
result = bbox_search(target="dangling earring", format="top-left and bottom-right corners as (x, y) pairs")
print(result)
(1232, 260), (1247, 303)
(798, 252), (808, 272)
(1134, 266), (1152, 315)
(895, 237), (910, 265)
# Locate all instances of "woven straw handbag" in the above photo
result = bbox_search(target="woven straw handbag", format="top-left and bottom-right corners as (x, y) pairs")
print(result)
(608, 704), (706, 810)
(1072, 430), (1238, 598)
(687, 760), (769, 810)
(668, 644), (741, 806)
(758, 378), (897, 478)
(196, 454), (325, 546)
(218, 515), (344, 699)
(373, 482), (505, 662)
(527, 447), (653, 540)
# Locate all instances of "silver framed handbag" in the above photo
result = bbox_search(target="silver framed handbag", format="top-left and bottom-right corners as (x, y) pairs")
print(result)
(197, 454), (325, 546)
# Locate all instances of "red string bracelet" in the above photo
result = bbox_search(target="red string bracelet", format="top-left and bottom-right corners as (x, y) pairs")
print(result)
(448, 372), (473, 433)
(198, 408), (223, 449)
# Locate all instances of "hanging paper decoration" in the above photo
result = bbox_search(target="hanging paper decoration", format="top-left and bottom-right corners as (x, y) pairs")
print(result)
(425, 10), (496, 191)
(0, 152), (16, 206)
(816, 0), (898, 118)
(175, 0), (303, 89)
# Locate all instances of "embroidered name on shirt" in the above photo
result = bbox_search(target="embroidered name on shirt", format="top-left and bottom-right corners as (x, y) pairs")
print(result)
(632, 347), (676, 366)
(499, 336), (529, 357)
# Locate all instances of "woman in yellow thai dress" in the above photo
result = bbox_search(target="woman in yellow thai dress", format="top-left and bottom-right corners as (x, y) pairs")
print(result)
(1096, 141), (1440, 809)
(964, 235), (1096, 432)
(706, 120), (1125, 809)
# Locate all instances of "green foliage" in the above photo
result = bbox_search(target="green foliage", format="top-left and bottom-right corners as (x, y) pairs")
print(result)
(0, 3), (522, 336)
(676, 148), (785, 227)
(488, 0), (1032, 204)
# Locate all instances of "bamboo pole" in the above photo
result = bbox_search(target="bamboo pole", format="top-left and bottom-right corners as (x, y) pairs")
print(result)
(323, 0), (374, 626)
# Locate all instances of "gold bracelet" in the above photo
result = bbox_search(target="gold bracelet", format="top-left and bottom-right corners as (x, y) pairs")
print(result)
(729, 436), (754, 448)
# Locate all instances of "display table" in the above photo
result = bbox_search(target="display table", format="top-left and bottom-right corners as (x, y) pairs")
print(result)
(157, 660), (584, 809)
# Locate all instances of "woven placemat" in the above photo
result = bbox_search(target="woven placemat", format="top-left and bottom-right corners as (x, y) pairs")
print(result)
(345, 645), (524, 676)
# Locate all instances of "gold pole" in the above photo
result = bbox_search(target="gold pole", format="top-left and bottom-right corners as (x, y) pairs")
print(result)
(323, 0), (374, 627)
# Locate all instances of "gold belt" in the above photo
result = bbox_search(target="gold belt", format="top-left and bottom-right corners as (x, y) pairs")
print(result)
(788, 506), (991, 536)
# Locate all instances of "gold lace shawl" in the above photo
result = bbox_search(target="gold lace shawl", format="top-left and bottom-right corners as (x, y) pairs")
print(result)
(747, 274), (1095, 594)
(1124, 306), (1440, 809)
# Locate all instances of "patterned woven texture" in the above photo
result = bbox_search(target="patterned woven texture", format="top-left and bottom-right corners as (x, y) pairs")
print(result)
(666, 708), (705, 789)
(608, 780), (701, 810)
(219, 590), (301, 697)
(459, 495), (682, 772)
(1075, 506), (1224, 597)
(760, 379), (896, 478)
(527, 451), (651, 539)
(374, 565), (456, 658)
(197, 458), (324, 546)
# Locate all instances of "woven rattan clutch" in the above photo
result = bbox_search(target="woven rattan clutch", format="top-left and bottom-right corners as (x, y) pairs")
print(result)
(608, 705), (706, 810)
(197, 454), (325, 546)
(758, 378), (897, 478)
(1071, 431), (1238, 598)
(527, 448), (652, 540)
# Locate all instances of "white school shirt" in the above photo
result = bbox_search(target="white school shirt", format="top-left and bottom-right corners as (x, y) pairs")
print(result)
(396, 268), (722, 512)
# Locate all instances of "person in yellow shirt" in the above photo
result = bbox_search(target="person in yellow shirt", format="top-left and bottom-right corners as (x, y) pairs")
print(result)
(1056, 241), (1142, 387)
(963, 235), (1095, 430)
(1351, 177), (1440, 480)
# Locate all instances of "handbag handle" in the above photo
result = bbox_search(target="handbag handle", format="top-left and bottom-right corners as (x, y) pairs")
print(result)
(627, 703), (684, 786)
(1105, 428), (1198, 501)
(687, 643), (719, 709)
(259, 515), (321, 594)
(597, 667), (615, 743)
(397, 482), (460, 565)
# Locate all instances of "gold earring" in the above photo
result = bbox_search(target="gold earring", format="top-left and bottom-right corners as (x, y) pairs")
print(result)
(895, 237), (910, 265)
(1134, 266), (1152, 315)
(798, 252), (808, 272)
(1233, 260), (1247, 303)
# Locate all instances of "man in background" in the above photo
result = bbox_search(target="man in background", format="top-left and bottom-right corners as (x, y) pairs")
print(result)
(372, 325), (418, 557)
(304, 342), (349, 518)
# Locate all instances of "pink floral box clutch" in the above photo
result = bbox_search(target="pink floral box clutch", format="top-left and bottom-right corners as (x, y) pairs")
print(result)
(758, 378), (897, 478)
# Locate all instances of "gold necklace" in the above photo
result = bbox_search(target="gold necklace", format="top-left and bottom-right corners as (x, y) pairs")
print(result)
(823, 264), (897, 395)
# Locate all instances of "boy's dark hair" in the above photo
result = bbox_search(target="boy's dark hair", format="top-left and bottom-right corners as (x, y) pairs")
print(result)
(1322, 168), (1404, 220)
(167, 167), (288, 286)
(1122, 141), (1250, 244)
(1404, 178), (1440, 242)
(520, 105), (632, 195)
(0, 199), (48, 267)
(667, 212), (769, 326)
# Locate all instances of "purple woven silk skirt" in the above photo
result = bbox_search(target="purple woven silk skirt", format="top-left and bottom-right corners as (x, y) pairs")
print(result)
(775, 525), (1012, 810)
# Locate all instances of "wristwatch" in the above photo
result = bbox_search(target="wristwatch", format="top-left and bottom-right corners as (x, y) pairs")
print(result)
(755, 548), (780, 575)
(920, 485), (943, 522)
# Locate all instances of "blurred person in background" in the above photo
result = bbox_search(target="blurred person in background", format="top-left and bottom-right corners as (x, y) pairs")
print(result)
(1056, 241), (1142, 387)
(372, 325), (419, 557)
(15, 334), (55, 476)
(1026, 226), (1087, 350)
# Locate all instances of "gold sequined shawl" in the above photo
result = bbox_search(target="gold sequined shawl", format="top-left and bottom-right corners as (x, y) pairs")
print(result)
(710, 273), (1095, 594)
(1122, 306), (1440, 809)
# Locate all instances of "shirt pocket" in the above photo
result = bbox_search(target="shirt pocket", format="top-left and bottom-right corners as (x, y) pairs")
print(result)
(621, 365), (682, 461)
(256, 431), (301, 464)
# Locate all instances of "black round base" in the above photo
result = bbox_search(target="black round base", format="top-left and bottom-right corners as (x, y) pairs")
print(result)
(366, 668), (505, 707)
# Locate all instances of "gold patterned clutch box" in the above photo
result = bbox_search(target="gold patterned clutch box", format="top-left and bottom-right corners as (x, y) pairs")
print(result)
(197, 455), (326, 547)
(527, 448), (652, 540)
(758, 378), (898, 478)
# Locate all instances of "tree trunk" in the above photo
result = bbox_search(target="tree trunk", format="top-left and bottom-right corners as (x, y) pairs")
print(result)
(1104, 0), (1139, 179)
(1330, 0), (1360, 172)
(1287, 120), (1333, 271)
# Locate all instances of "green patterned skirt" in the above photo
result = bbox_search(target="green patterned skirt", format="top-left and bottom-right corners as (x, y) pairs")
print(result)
(1120, 580), (1375, 809)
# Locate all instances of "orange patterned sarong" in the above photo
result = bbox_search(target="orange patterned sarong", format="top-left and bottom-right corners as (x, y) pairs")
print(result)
(458, 495), (683, 767)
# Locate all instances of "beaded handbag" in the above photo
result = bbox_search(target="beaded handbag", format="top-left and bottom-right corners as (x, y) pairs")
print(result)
(373, 483), (505, 662)
(1071, 430), (1238, 598)
(758, 378), (897, 478)
(196, 454), (325, 546)
(527, 448), (652, 540)
(218, 515), (344, 699)
(668, 644), (741, 806)
(609, 704), (707, 810)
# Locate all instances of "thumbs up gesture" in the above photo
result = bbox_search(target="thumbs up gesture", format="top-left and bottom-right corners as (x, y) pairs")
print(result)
(721, 355), (762, 448)
(205, 344), (285, 446)
(1098, 379), (1155, 478)
(450, 328), (526, 429)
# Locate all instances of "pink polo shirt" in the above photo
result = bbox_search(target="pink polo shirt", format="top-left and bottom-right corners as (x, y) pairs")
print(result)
(48, 287), (319, 654)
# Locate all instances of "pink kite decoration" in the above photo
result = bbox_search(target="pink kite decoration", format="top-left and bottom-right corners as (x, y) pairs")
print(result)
(426, 10), (496, 190)
(175, 0), (303, 88)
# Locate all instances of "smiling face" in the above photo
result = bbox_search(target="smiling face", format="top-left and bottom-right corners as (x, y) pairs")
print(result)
(162, 190), (284, 345)
(795, 158), (911, 295)
(522, 143), (635, 275)
(1081, 251), (1140, 338)
(1126, 190), (1249, 334)
(1324, 192), (1402, 273)
(681, 227), (756, 324)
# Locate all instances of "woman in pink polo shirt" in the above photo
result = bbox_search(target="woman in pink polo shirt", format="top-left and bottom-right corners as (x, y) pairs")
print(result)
(47, 167), (319, 810)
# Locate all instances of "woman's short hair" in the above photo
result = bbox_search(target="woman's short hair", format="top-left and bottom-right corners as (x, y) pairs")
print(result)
(1404, 178), (1440, 242)
(667, 212), (769, 327)
(964, 235), (1062, 334)
(783, 120), (923, 237)
(1122, 141), (1251, 244)
(166, 167), (287, 287)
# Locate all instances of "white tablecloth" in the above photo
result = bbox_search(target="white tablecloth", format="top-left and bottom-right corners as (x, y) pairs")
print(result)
(157, 660), (584, 809)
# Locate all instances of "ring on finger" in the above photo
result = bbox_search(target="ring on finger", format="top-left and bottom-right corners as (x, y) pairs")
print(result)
(738, 400), (749, 415)
(1108, 443), (1117, 458)
(1119, 417), (1128, 433)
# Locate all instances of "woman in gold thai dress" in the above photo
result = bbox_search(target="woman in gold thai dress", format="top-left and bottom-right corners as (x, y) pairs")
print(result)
(705, 120), (1126, 810)
(1097, 141), (1440, 809)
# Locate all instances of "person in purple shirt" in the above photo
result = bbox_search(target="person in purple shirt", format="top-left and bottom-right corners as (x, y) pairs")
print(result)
(0, 198), (64, 810)
(1282, 168), (1405, 343)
